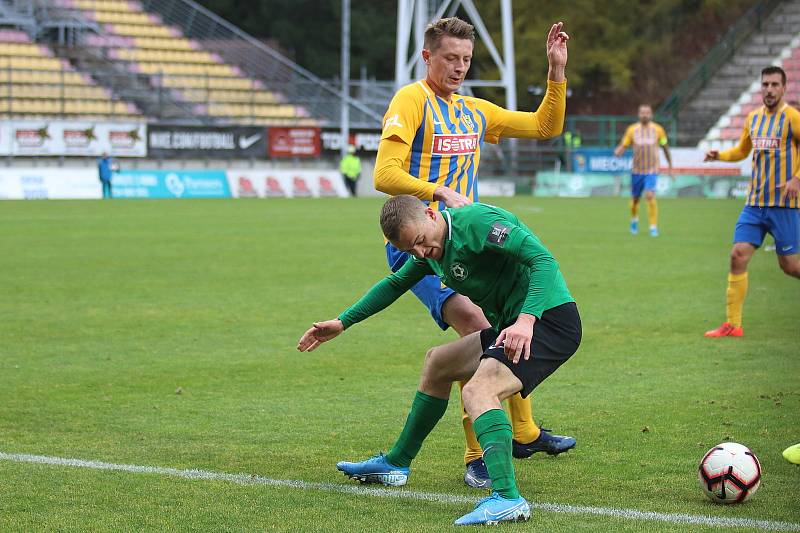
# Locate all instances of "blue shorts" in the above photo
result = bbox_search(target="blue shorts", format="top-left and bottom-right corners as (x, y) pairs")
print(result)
(385, 242), (454, 330)
(734, 205), (800, 255)
(631, 173), (657, 198)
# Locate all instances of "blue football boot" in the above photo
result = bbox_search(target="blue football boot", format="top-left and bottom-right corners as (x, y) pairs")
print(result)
(336, 453), (409, 486)
(630, 218), (639, 234)
(454, 492), (531, 526)
(512, 428), (576, 458)
(463, 458), (491, 489)
(650, 226), (659, 237)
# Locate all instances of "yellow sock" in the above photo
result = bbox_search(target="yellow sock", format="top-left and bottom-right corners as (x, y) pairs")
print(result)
(646, 197), (658, 227)
(507, 393), (540, 444)
(725, 272), (748, 327)
(629, 198), (639, 218)
(460, 381), (483, 464)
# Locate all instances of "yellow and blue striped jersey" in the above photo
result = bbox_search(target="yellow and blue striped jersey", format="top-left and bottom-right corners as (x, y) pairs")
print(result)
(720, 103), (800, 208)
(620, 122), (668, 175)
(378, 79), (565, 211)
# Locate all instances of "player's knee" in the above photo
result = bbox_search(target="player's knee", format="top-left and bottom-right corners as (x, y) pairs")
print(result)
(423, 346), (439, 369)
(778, 256), (800, 277)
(461, 378), (481, 406)
(729, 246), (750, 270)
(443, 298), (489, 336)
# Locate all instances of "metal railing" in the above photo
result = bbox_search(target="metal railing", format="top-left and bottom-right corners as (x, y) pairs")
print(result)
(563, 115), (677, 148)
(140, 0), (383, 128)
(658, 0), (782, 119)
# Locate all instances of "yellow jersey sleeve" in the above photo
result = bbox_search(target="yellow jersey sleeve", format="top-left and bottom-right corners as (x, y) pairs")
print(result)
(478, 80), (566, 144)
(719, 112), (753, 162)
(381, 84), (424, 146)
(656, 124), (668, 146)
(787, 106), (800, 148)
(620, 125), (634, 148)
(373, 137), (438, 200)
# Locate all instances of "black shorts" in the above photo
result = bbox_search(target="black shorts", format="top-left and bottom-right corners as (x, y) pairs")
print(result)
(480, 302), (581, 398)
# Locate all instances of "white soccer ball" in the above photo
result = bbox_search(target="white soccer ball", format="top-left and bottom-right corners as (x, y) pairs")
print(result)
(698, 442), (761, 504)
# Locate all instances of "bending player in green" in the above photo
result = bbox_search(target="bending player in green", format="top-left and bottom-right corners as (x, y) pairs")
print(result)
(297, 195), (582, 526)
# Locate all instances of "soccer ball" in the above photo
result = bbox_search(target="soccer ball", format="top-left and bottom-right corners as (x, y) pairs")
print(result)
(698, 442), (761, 504)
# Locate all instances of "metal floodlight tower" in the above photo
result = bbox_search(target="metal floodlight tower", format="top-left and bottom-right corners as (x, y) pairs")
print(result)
(394, 0), (517, 111)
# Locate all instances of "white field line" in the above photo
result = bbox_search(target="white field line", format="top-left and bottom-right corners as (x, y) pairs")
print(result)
(1, 451), (799, 531)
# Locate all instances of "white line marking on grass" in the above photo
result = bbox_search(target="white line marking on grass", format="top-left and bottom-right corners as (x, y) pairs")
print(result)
(2, 451), (798, 531)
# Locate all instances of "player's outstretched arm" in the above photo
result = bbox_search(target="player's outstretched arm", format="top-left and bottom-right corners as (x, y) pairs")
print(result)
(297, 319), (344, 352)
(704, 149), (719, 162)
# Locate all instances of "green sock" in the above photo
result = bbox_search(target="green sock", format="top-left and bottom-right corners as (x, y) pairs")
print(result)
(385, 391), (448, 468)
(474, 409), (520, 499)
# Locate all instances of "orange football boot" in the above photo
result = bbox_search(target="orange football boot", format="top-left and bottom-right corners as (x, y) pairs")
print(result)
(704, 322), (744, 337)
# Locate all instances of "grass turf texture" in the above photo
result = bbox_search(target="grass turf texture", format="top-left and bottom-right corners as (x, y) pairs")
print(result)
(0, 197), (797, 531)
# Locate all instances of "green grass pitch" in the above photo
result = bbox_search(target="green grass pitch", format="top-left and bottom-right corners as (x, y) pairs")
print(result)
(0, 196), (797, 532)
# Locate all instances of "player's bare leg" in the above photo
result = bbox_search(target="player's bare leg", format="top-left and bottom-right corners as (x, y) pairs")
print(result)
(441, 295), (571, 488)
(777, 253), (800, 278)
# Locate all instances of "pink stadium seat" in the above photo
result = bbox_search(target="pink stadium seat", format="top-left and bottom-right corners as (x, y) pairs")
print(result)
(721, 127), (740, 140)
(266, 177), (286, 197)
(237, 177), (258, 198)
(0, 29), (31, 43)
(318, 177), (338, 197)
(292, 177), (312, 197)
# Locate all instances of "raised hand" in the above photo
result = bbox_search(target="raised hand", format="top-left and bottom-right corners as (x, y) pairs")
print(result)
(546, 22), (569, 70)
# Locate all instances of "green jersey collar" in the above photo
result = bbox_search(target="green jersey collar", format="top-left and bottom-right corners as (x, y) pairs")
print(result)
(443, 209), (453, 241)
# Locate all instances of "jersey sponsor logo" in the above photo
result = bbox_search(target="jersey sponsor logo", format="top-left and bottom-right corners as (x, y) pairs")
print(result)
(432, 133), (478, 155)
(450, 262), (468, 281)
(383, 114), (403, 130)
(752, 136), (781, 151)
(487, 222), (510, 246)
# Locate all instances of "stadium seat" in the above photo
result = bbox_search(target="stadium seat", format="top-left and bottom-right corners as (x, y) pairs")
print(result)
(57, 0), (316, 124)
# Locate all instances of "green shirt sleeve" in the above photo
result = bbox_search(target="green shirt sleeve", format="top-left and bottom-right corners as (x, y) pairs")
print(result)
(338, 257), (432, 328)
(484, 216), (559, 319)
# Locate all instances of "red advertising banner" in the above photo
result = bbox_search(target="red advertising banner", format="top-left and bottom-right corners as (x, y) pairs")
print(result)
(268, 127), (321, 158)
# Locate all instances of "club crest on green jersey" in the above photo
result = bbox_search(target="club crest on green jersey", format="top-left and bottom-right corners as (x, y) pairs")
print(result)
(450, 262), (468, 281)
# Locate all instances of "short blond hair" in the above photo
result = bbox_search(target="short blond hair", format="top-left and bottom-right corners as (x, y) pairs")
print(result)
(380, 195), (427, 242)
(424, 17), (475, 52)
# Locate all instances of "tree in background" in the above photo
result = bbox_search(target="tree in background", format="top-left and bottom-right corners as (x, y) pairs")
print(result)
(197, 0), (757, 112)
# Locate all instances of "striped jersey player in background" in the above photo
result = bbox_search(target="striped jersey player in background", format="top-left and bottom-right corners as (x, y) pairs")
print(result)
(372, 17), (575, 488)
(614, 104), (674, 237)
(704, 65), (800, 338)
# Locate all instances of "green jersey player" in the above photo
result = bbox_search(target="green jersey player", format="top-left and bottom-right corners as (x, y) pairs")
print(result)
(297, 195), (582, 526)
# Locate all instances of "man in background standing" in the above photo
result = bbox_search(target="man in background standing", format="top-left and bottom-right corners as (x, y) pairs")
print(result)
(340, 145), (361, 197)
(97, 153), (117, 199)
(614, 104), (673, 237)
